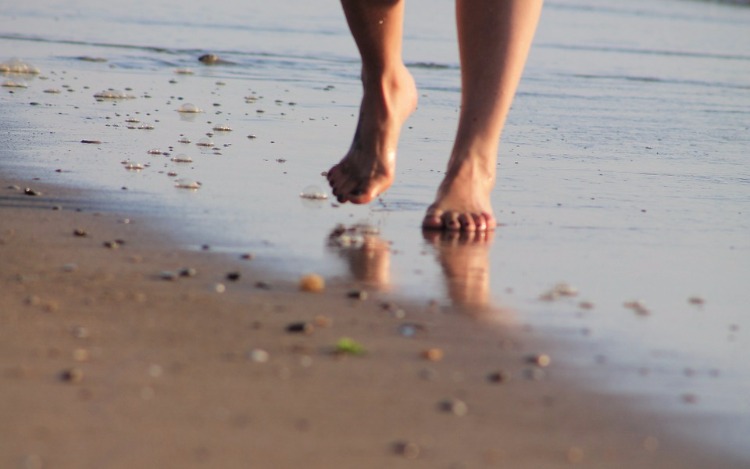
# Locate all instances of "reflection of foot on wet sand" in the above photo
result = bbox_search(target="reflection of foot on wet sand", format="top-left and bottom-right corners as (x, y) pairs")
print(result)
(423, 229), (495, 315)
(328, 224), (391, 290)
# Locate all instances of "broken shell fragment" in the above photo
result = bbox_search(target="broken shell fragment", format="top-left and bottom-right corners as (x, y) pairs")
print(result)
(170, 154), (193, 163)
(94, 89), (135, 99)
(624, 300), (650, 316)
(174, 178), (201, 189)
(300, 185), (328, 200)
(123, 161), (144, 170)
(2, 80), (28, 88)
(0, 58), (40, 74)
(539, 282), (579, 301)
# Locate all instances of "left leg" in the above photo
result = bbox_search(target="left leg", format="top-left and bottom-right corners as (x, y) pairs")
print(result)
(423, 0), (542, 231)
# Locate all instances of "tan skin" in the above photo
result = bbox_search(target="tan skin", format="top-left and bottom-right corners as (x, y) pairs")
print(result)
(328, 0), (542, 231)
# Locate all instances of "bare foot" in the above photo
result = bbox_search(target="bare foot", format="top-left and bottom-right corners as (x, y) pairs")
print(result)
(327, 66), (417, 204)
(422, 152), (497, 231)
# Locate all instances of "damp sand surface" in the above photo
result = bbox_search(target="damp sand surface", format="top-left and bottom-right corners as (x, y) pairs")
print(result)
(2, 0), (750, 466)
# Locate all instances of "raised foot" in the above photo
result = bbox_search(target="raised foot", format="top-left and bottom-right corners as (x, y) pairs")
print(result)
(327, 66), (417, 204)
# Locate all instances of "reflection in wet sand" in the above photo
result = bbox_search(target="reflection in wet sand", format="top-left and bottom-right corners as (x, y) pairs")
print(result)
(422, 230), (495, 315)
(328, 223), (499, 317)
(328, 224), (391, 290)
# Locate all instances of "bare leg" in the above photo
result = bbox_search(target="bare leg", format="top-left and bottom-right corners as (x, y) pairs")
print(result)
(327, 0), (418, 204)
(422, 0), (542, 231)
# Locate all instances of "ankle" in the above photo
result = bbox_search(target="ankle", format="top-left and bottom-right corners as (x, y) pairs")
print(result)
(446, 149), (497, 184)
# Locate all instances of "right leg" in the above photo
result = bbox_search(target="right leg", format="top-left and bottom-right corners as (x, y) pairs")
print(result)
(422, 0), (542, 231)
(327, 0), (418, 204)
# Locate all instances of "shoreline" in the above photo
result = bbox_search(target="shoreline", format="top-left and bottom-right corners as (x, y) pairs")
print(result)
(2, 0), (750, 461)
(1, 175), (747, 468)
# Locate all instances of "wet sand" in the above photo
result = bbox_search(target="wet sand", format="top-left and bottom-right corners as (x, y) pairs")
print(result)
(2, 0), (750, 465)
(2, 176), (748, 469)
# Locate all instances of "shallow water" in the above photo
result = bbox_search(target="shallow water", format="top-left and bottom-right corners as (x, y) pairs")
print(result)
(2, 0), (750, 459)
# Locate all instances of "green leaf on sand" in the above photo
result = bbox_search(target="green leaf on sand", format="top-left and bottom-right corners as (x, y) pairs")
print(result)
(335, 337), (366, 356)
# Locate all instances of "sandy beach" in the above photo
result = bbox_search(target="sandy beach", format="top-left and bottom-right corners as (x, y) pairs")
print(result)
(1, 177), (747, 469)
(2, 0), (750, 466)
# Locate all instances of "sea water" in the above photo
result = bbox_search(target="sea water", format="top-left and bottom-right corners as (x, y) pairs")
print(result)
(2, 0), (749, 458)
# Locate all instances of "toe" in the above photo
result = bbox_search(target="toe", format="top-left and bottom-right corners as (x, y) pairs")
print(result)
(422, 207), (444, 230)
(471, 213), (486, 231)
(458, 213), (476, 232)
(443, 212), (462, 231)
(482, 212), (497, 231)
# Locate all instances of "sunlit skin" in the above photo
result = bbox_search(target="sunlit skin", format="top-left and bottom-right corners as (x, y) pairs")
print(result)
(328, 0), (542, 231)
(423, 230), (494, 312)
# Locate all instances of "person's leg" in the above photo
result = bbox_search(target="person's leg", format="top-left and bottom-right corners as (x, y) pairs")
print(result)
(422, 0), (542, 231)
(327, 0), (418, 204)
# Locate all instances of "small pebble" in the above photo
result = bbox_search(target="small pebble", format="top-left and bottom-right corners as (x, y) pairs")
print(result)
(178, 267), (198, 277)
(72, 348), (89, 362)
(422, 348), (444, 362)
(539, 282), (578, 301)
(71, 325), (89, 339)
(527, 353), (551, 367)
(73, 228), (88, 237)
(393, 441), (420, 460)
(62, 263), (78, 272)
(240, 253), (254, 260)
(624, 300), (650, 315)
(248, 349), (270, 363)
(439, 398), (468, 416)
(688, 296), (705, 306)
(214, 283), (226, 293)
(160, 271), (178, 281)
(398, 323), (426, 337)
(286, 322), (314, 334)
(80, 139), (102, 144)
(24, 188), (41, 196)
(299, 273), (325, 292)
(347, 289), (368, 300)
(313, 315), (332, 328)
(226, 271), (241, 281)
(255, 281), (271, 290)
(60, 368), (84, 384)
(487, 370), (511, 384)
